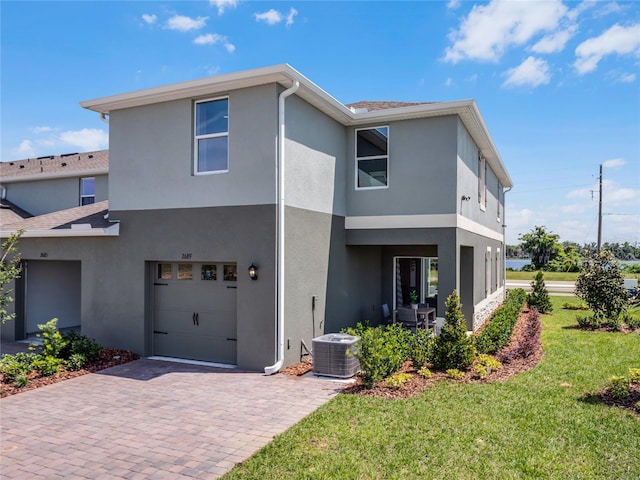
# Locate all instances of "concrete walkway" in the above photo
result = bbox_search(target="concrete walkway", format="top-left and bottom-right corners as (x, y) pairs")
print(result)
(0, 358), (344, 479)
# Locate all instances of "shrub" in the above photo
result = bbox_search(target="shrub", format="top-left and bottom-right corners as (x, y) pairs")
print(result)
(431, 290), (475, 371)
(576, 313), (603, 330)
(14, 374), (28, 388)
(475, 289), (527, 354)
(417, 366), (432, 379)
(473, 364), (488, 379)
(629, 368), (640, 383)
(562, 302), (589, 310)
(34, 318), (67, 358)
(344, 323), (411, 389)
(576, 251), (629, 321)
(627, 315), (640, 330)
(66, 353), (88, 371)
(32, 355), (63, 377)
(608, 376), (630, 400)
(497, 308), (541, 364)
(0, 352), (37, 381)
(475, 354), (501, 371)
(61, 330), (103, 363)
(446, 369), (465, 380)
(385, 372), (412, 389)
(527, 271), (553, 314)
(408, 328), (435, 369)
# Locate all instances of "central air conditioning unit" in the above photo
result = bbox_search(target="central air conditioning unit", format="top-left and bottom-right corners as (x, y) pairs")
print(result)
(312, 333), (360, 378)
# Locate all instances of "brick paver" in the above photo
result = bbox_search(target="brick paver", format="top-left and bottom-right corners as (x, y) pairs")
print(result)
(0, 358), (343, 479)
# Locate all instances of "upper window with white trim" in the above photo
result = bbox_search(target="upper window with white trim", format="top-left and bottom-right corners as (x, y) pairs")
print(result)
(80, 177), (95, 206)
(356, 126), (389, 189)
(194, 97), (229, 174)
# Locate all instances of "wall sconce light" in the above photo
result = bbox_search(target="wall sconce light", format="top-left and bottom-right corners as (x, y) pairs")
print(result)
(248, 263), (258, 280)
(461, 195), (471, 201)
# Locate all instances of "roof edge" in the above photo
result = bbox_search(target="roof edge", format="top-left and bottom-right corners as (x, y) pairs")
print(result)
(0, 167), (109, 184)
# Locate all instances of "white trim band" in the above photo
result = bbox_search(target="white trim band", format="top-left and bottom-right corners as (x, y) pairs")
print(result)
(345, 214), (504, 241)
(1, 223), (120, 238)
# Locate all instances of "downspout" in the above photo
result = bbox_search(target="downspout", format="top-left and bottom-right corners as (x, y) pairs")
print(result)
(264, 80), (299, 375)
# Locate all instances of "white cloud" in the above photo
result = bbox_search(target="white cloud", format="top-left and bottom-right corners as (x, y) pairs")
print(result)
(59, 129), (108, 151)
(194, 33), (236, 52)
(255, 9), (282, 25)
(210, 0), (238, 16)
(16, 140), (36, 158)
(166, 15), (208, 32)
(531, 25), (577, 54)
(502, 56), (551, 88)
(142, 14), (157, 25)
(444, 77), (453, 87)
(617, 72), (636, 83)
(444, 0), (568, 63)
(602, 158), (625, 168)
(286, 7), (298, 27)
(31, 126), (53, 134)
(594, 1), (624, 18)
(603, 179), (640, 207)
(447, 0), (461, 10)
(574, 23), (640, 75)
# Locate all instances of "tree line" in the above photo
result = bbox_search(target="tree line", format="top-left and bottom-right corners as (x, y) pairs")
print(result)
(506, 226), (639, 272)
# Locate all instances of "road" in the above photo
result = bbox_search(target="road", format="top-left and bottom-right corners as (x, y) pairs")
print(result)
(506, 280), (575, 296)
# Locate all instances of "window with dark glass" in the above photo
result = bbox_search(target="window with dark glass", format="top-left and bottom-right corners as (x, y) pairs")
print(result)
(223, 264), (237, 282)
(80, 177), (95, 205)
(356, 126), (388, 189)
(201, 264), (217, 281)
(194, 98), (229, 174)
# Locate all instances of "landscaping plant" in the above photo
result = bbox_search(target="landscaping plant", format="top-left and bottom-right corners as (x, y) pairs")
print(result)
(0, 230), (24, 324)
(431, 290), (475, 371)
(475, 289), (527, 354)
(527, 271), (553, 313)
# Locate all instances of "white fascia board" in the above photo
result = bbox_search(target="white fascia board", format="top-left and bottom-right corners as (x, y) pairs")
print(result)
(0, 168), (108, 184)
(0, 222), (119, 238)
(345, 214), (503, 242)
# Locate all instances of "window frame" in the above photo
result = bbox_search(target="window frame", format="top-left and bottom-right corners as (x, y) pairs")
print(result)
(355, 125), (390, 191)
(80, 177), (95, 206)
(193, 96), (229, 176)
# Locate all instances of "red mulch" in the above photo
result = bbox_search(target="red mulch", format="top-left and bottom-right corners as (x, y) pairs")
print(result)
(0, 349), (139, 398)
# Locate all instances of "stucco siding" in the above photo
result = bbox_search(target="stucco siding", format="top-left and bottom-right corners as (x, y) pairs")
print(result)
(108, 84), (279, 212)
(346, 116), (458, 217)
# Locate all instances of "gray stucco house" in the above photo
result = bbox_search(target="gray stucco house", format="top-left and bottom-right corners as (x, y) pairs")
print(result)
(1, 64), (512, 372)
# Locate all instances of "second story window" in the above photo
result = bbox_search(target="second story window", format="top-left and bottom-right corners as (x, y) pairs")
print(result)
(194, 97), (228, 174)
(356, 126), (389, 189)
(80, 177), (95, 205)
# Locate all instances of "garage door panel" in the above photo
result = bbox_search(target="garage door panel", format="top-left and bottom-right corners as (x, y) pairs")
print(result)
(153, 262), (237, 365)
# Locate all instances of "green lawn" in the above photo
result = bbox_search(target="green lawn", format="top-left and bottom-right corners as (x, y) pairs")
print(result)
(223, 297), (640, 480)
(506, 270), (639, 282)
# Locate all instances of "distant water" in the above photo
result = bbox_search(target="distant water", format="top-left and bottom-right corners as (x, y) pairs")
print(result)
(506, 258), (639, 271)
(506, 259), (531, 270)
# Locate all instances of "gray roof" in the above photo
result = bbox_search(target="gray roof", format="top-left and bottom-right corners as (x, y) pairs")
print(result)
(1, 200), (110, 231)
(346, 101), (434, 111)
(0, 199), (34, 225)
(0, 150), (108, 180)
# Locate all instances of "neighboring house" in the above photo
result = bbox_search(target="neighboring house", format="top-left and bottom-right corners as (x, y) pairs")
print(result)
(0, 64), (512, 372)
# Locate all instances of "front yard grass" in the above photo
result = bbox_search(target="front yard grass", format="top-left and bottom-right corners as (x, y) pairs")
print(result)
(224, 296), (640, 480)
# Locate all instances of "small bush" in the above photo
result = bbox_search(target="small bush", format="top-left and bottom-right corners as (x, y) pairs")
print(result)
(527, 271), (553, 314)
(417, 366), (432, 379)
(626, 315), (640, 330)
(408, 328), (435, 369)
(0, 352), (38, 381)
(628, 368), (640, 383)
(446, 369), (465, 380)
(476, 354), (501, 371)
(32, 355), (63, 377)
(576, 313), (603, 330)
(66, 353), (88, 371)
(431, 290), (476, 371)
(562, 302), (589, 310)
(475, 289), (527, 355)
(34, 318), (67, 358)
(61, 330), (103, 363)
(14, 374), (28, 388)
(576, 251), (629, 321)
(385, 372), (412, 389)
(473, 364), (488, 379)
(497, 308), (542, 364)
(344, 322), (412, 389)
(608, 376), (630, 400)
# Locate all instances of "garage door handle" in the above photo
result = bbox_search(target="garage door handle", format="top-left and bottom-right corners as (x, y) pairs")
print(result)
(226, 286), (237, 289)
(196, 313), (199, 326)
(153, 330), (168, 335)
(227, 338), (237, 341)
(154, 282), (168, 286)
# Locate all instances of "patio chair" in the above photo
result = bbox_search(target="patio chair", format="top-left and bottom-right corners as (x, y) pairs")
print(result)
(396, 307), (425, 332)
(381, 304), (396, 324)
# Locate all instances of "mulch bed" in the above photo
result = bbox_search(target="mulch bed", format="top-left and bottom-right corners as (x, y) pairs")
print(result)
(282, 307), (545, 399)
(599, 383), (640, 414)
(0, 349), (139, 398)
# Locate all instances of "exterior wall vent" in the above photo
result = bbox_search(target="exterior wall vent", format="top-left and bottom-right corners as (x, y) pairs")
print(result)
(312, 333), (360, 378)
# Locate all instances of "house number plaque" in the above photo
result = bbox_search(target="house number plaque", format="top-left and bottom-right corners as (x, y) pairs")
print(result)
(40, 252), (48, 258)
(181, 253), (192, 260)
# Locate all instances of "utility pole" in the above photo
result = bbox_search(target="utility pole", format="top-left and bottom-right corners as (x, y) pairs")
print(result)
(597, 163), (603, 252)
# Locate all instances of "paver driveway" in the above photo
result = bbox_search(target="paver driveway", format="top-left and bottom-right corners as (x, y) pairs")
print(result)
(0, 358), (343, 479)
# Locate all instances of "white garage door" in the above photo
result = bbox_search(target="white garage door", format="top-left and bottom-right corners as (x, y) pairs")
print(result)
(25, 260), (81, 335)
(153, 262), (237, 364)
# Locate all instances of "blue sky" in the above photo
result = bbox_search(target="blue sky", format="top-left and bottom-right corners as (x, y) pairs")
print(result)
(1, 0), (639, 246)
